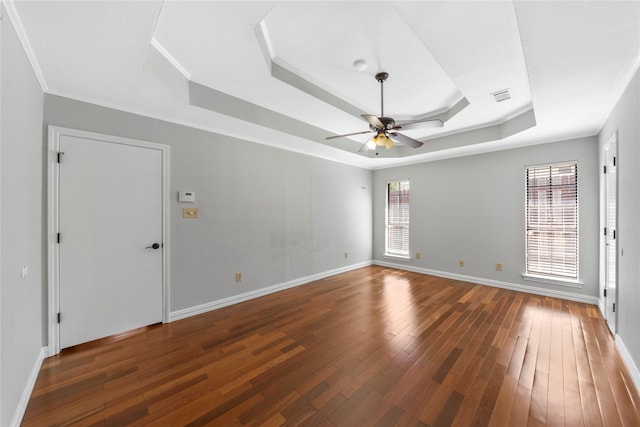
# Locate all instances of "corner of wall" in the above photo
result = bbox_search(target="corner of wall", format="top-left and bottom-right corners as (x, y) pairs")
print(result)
(9, 347), (47, 427)
(615, 335), (640, 399)
(374, 259), (600, 306)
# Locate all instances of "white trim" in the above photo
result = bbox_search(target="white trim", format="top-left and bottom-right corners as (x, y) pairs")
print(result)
(602, 132), (618, 333)
(47, 126), (170, 355)
(522, 274), (583, 288)
(44, 89), (370, 170)
(1, 0), (47, 91)
(0, 8), (3, 424)
(150, 37), (192, 80)
(597, 49), (640, 133)
(374, 259), (599, 305)
(169, 261), (372, 322)
(615, 335), (640, 399)
(9, 346), (47, 427)
(47, 127), (60, 355)
(383, 254), (412, 262)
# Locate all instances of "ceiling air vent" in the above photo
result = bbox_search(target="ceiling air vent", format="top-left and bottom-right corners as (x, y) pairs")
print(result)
(491, 88), (511, 102)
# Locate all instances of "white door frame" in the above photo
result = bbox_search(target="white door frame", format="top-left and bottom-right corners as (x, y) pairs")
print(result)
(603, 132), (618, 333)
(47, 126), (170, 355)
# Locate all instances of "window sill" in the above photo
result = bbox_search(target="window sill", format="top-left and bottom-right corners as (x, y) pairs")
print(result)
(522, 274), (583, 288)
(383, 253), (412, 262)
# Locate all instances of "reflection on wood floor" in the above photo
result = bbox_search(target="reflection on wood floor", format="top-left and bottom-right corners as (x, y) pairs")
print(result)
(23, 266), (640, 426)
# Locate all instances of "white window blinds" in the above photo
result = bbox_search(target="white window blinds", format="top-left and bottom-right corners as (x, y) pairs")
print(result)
(525, 163), (578, 279)
(386, 180), (410, 256)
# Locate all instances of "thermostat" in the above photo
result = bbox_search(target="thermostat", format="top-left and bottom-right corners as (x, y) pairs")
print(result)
(178, 191), (195, 203)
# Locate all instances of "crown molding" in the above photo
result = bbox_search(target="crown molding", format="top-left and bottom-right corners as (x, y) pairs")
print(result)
(2, 0), (48, 91)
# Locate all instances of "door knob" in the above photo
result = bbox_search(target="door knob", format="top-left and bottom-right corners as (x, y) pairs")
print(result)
(146, 243), (161, 250)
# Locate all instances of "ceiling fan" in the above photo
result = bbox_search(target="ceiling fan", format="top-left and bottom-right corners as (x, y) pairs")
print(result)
(326, 72), (444, 153)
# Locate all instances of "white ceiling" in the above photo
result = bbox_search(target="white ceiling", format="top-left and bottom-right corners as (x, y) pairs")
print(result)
(9, 1), (640, 169)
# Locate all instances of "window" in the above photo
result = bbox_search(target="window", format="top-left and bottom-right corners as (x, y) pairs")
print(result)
(525, 162), (578, 280)
(386, 180), (410, 257)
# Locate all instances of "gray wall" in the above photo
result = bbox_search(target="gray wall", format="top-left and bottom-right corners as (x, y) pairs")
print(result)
(44, 95), (373, 312)
(1, 6), (45, 425)
(598, 67), (640, 372)
(372, 136), (599, 298)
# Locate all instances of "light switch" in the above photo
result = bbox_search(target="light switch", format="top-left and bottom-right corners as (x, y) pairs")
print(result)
(183, 208), (199, 218)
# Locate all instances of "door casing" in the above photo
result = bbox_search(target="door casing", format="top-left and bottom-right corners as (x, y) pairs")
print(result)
(603, 132), (618, 333)
(47, 126), (170, 355)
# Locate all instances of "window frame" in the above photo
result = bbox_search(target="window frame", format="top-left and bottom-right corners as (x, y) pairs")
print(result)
(385, 179), (411, 259)
(523, 161), (581, 286)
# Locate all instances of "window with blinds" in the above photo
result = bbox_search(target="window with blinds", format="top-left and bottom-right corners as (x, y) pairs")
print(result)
(386, 180), (410, 257)
(525, 162), (578, 280)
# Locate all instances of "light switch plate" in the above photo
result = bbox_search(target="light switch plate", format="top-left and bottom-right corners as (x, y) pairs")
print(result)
(183, 208), (199, 218)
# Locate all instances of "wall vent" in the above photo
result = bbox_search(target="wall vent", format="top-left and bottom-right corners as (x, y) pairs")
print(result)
(491, 88), (511, 102)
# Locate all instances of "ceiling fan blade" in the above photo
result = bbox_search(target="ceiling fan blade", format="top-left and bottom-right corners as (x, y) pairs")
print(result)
(357, 141), (370, 153)
(361, 114), (385, 129)
(394, 118), (444, 131)
(326, 129), (374, 140)
(388, 131), (424, 148)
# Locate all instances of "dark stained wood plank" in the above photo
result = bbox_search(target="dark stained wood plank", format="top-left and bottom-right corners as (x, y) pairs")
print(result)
(20, 266), (640, 426)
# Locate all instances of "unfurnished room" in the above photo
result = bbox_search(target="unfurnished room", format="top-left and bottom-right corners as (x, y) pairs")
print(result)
(2, 1), (640, 426)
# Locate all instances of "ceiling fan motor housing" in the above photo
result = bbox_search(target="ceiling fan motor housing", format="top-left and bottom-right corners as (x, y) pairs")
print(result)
(368, 116), (396, 132)
(379, 117), (395, 129)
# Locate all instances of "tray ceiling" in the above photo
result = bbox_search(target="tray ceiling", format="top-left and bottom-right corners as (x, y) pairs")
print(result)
(10, 1), (640, 168)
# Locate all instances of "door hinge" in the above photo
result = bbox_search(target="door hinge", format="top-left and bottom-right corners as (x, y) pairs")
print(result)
(603, 165), (607, 174)
(613, 230), (616, 239)
(57, 233), (61, 244)
(604, 289), (607, 298)
(57, 152), (64, 163)
(604, 227), (607, 236)
(613, 303), (616, 313)
(57, 312), (61, 323)
(613, 156), (616, 166)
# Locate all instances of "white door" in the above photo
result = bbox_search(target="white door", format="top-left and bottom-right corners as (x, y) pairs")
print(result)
(58, 134), (164, 349)
(604, 138), (617, 333)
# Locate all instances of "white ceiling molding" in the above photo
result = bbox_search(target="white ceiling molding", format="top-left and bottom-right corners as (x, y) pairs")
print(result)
(147, 31), (536, 160)
(145, 38), (190, 103)
(11, 1), (640, 169)
(596, 49), (640, 133)
(2, 0), (48, 91)
(150, 38), (191, 80)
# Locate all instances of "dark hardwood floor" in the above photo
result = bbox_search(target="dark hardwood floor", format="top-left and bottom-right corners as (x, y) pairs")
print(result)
(23, 266), (640, 426)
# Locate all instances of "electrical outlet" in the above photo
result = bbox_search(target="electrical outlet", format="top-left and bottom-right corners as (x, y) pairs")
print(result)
(415, 252), (421, 260)
(235, 272), (242, 282)
(459, 260), (464, 267)
(496, 263), (503, 271)
(344, 252), (349, 259)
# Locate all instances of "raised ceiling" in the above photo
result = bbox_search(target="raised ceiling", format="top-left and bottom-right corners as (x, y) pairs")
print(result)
(9, 1), (640, 169)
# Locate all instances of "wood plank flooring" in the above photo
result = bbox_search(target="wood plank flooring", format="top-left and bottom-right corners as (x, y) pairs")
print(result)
(23, 266), (640, 426)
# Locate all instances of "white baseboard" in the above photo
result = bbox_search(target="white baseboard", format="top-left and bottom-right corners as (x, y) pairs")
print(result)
(374, 260), (600, 305)
(10, 346), (48, 427)
(615, 335), (640, 397)
(169, 261), (372, 322)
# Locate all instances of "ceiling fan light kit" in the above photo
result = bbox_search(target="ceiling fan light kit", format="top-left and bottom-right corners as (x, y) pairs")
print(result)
(326, 72), (445, 154)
